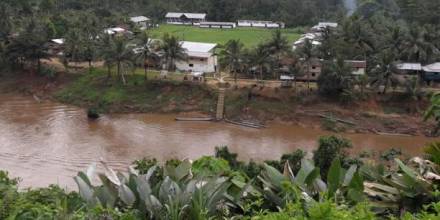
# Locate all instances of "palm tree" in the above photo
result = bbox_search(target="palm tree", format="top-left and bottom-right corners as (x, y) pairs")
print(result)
(100, 36), (135, 83)
(98, 34), (114, 79)
(266, 30), (289, 78)
(401, 25), (439, 64)
(249, 44), (271, 81)
(219, 39), (244, 83)
(160, 34), (186, 71)
(296, 39), (315, 89)
(135, 31), (154, 82)
(370, 49), (398, 94)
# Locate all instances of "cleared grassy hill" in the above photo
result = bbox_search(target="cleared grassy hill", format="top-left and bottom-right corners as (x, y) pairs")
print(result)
(149, 24), (302, 48)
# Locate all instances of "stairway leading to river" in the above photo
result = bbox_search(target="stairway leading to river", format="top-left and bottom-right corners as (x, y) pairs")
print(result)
(216, 88), (226, 120)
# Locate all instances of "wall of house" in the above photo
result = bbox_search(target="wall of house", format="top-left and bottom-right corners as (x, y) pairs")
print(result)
(351, 67), (365, 75)
(176, 55), (217, 73)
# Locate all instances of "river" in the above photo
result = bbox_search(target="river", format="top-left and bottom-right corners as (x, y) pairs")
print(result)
(0, 93), (438, 188)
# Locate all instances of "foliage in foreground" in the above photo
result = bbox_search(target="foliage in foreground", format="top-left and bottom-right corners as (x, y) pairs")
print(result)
(1, 137), (440, 219)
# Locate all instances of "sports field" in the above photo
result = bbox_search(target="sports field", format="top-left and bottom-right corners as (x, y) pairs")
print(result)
(149, 24), (302, 48)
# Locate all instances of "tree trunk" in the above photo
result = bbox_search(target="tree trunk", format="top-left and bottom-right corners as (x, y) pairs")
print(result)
(88, 60), (92, 74)
(107, 65), (111, 79)
(144, 63), (148, 82)
(260, 66), (263, 81)
(117, 61), (121, 81)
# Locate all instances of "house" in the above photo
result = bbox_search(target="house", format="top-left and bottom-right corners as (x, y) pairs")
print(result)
(165, 12), (207, 25)
(237, 20), (285, 29)
(395, 63), (422, 83)
(200, 22), (236, 29)
(175, 41), (218, 73)
(311, 22), (338, 32)
(47, 38), (65, 56)
(293, 33), (322, 50)
(422, 62), (440, 83)
(345, 60), (367, 75)
(296, 59), (323, 82)
(130, 16), (151, 29)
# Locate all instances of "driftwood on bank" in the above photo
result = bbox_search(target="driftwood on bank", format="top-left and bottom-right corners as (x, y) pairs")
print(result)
(224, 119), (265, 129)
(317, 114), (356, 126)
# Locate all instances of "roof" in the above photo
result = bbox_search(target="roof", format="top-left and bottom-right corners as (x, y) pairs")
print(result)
(280, 75), (295, 80)
(181, 41), (217, 58)
(104, 27), (126, 34)
(130, 16), (150, 23)
(181, 41), (217, 53)
(51, 38), (64, 45)
(312, 22), (338, 30)
(345, 60), (367, 68)
(423, 63), (440, 72)
(396, 63), (422, 71)
(200, 22), (236, 26)
(165, 12), (206, 19)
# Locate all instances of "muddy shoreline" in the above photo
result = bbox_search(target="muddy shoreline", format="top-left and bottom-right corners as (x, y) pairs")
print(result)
(0, 71), (436, 137)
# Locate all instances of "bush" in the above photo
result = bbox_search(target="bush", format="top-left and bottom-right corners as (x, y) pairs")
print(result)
(313, 136), (352, 178)
(192, 156), (231, 176)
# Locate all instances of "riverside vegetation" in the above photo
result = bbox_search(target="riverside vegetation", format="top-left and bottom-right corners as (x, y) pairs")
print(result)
(1, 136), (440, 219)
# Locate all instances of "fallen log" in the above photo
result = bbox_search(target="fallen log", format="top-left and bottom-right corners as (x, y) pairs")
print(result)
(318, 114), (356, 126)
(175, 117), (214, 122)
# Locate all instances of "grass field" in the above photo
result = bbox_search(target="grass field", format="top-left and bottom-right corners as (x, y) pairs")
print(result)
(149, 24), (302, 48)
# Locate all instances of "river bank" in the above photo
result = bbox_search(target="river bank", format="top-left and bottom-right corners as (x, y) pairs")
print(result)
(0, 69), (436, 137)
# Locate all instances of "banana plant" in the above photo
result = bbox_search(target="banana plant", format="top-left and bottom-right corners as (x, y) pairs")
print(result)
(362, 158), (439, 215)
(74, 160), (239, 220)
(256, 159), (363, 209)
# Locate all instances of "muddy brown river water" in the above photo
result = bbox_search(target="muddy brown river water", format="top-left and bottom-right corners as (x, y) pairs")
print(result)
(0, 93), (438, 188)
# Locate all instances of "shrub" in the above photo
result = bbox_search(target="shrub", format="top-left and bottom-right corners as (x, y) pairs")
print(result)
(313, 136), (352, 178)
(192, 156), (231, 176)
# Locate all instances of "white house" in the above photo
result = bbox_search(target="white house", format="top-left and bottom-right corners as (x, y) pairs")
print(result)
(165, 12), (207, 25)
(237, 20), (285, 28)
(311, 22), (338, 32)
(130, 16), (151, 29)
(175, 41), (218, 73)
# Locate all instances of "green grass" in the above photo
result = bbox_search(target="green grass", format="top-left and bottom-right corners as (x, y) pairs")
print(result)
(55, 68), (216, 113)
(149, 24), (302, 48)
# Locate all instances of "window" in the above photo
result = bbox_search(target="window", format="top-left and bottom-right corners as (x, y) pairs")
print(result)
(312, 66), (316, 69)
(189, 64), (194, 67)
(200, 58), (204, 61)
(312, 73), (316, 77)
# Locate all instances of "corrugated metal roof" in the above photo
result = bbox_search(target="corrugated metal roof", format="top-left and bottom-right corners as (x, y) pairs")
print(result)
(396, 63), (422, 71)
(51, 38), (64, 44)
(423, 62), (440, 72)
(165, 12), (206, 19)
(130, 16), (150, 23)
(181, 41), (217, 53)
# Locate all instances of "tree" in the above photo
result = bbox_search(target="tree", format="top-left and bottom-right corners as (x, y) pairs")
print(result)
(296, 39), (315, 89)
(317, 58), (354, 97)
(313, 136), (352, 179)
(135, 31), (154, 82)
(100, 36), (135, 83)
(249, 44), (271, 80)
(266, 30), (289, 79)
(401, 25), (439, 64)
(160, 34), (186, 71)
(219, 39), (244, 83)
(370, 49), (398, 94)
(6, 17), (51, 73)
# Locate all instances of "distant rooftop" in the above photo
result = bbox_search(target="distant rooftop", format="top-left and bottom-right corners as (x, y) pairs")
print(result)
(165, 12), (207, 19)
(396, 63), (422, 71)
(130, 16), (150, 23)
(423, 62), (440, 72)
(51, 38), (64, 45)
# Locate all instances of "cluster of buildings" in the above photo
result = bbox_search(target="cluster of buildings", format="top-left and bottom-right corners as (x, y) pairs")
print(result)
(396, 62), (440, 84)
(293, 22), (338, 50)
(165, 12), (285, 29)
